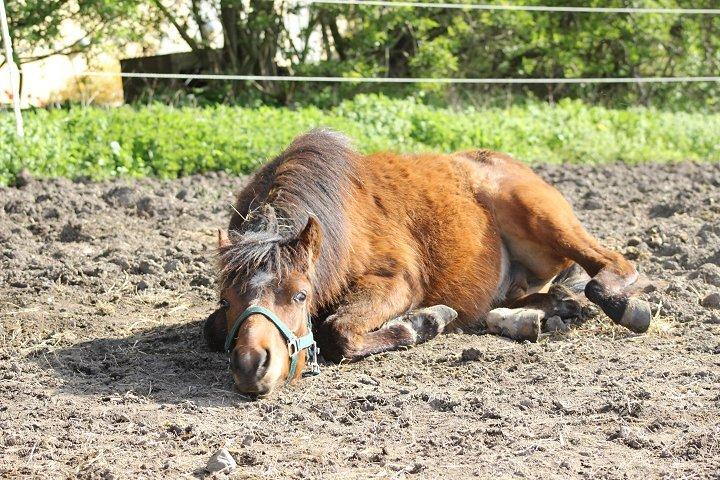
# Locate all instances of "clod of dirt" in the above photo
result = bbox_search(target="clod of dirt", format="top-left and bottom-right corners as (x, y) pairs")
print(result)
(190, 274), (213, 287)
(609, 425), (649, 450)
(58, 222), (91, 243)
(695, 264), (720, 287)
(460, 347), (483, 362)
(138, 260), (158, 275)
(135, 196), (156, 216)
(545, 316), (568, 333)
(205, 448), (237, 473)
(626, 236), (642, 247)
(102, 186), (136, 208)
(13, 169), (33, 188)
(163, 260), (181, 273)
(700, 293), (720, 309)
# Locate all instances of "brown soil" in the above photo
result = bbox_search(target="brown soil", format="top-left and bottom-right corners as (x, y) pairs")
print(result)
(1, 162), (719, 479)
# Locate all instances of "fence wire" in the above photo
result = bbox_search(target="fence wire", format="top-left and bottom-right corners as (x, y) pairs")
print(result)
(305, 0), (720, 15)
(74, 71), (720, 84)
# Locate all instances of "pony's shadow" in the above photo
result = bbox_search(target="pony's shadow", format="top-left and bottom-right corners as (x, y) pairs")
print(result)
(29, 320), (248, 406)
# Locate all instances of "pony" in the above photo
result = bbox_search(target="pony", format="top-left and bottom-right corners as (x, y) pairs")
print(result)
(204, 129), (650, 395)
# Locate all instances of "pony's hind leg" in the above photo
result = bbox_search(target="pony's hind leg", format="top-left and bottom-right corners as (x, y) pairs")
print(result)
(487, 265), (587, 341)
(487, 158), (652, 333)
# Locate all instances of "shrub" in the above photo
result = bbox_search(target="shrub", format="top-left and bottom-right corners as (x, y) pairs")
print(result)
(1, 95), (718, 185)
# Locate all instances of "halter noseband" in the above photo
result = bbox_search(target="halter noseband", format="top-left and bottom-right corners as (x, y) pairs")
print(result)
(224, 305), (320, 380)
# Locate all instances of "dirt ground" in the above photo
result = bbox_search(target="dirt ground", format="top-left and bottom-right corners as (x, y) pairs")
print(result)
(1, 162), (719, 479)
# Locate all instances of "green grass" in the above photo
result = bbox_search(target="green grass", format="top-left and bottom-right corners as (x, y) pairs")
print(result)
(1, 94), (718, 185)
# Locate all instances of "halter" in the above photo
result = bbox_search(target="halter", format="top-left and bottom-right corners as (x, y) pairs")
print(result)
(224, 305), (320, 380)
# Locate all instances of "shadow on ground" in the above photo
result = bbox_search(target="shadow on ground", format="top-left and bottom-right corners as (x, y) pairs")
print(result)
(27, 319), (251, 406)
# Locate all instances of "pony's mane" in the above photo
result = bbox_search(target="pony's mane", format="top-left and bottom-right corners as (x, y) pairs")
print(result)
(218, 129), (358, 305)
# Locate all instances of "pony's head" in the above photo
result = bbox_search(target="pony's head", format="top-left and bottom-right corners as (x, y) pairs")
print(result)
(205, 205), (322, 396)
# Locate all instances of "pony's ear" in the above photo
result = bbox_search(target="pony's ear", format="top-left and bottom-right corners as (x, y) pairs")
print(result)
(295, 215), (322, 265)
(217, 229), (231, 249)
(204, 308), (228, 352)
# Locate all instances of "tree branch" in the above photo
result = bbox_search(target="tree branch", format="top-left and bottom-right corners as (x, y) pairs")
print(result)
(151, 0), (201, 51)
(18, 20), (107, 64)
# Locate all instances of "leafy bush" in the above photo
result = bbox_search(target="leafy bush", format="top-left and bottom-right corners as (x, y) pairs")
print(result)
(1, 95), (718, 185)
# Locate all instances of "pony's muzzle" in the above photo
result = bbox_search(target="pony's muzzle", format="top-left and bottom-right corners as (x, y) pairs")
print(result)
(230, 347), (273, 393)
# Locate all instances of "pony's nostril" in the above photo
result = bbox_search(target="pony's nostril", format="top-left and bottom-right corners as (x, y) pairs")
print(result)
(231, 348), (269, 380)
(262, 348), (271, 370)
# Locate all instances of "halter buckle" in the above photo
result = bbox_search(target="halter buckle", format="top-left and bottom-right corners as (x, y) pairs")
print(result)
(287, 338), (300, 357)
(304, 342), (321, 377)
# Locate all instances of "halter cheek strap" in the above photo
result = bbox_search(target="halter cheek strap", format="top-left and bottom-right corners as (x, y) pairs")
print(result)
(224, 305), (320, 380)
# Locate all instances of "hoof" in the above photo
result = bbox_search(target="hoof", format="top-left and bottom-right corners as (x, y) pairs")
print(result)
(617, 297), (652, 333)
(382, 305), (457, 344)
(419, 305), (458, 325)
(485, 308), (542, 342)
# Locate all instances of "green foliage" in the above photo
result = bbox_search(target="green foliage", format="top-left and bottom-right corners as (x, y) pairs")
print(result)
(292, 0), (720, 110)
(1, 95), (718, 185)
(3, 1), (152, 63)
(8, 1), (718, 110)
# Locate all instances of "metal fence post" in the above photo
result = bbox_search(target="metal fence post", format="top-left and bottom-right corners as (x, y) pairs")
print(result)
(0, 0), (24, 137)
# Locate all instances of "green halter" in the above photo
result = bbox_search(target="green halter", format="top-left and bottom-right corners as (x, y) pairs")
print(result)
(224, 306), (320, 380)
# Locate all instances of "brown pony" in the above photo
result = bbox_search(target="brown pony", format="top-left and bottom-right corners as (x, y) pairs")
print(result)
(204, 129), (651, 395)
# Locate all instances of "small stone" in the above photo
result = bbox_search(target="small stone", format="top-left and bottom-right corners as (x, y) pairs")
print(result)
(136, 280), (150, 291)
(176, 189), (189, 200)
(461, 347), (483, 362)
(206, 448), (237, 473)
(700, 292), (720, 309)
(545, 316), (568, 333)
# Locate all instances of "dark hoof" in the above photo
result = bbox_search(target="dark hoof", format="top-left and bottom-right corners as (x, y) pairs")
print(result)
(617, 297), (652, 333)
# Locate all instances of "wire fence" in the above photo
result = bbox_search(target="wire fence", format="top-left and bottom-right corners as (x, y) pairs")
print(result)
(5, 0), (720, 137)
(305, 0), (720, 15)
(71, 1), (720, 85)
(73, 70), (720, 84)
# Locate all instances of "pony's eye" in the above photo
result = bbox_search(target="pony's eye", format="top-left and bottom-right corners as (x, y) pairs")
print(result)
(293, 291), (307, 303)
(219, 299), (229, 308)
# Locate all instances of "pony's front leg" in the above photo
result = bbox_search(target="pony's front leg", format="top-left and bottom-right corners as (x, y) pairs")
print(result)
(318, 277), (456, 362)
